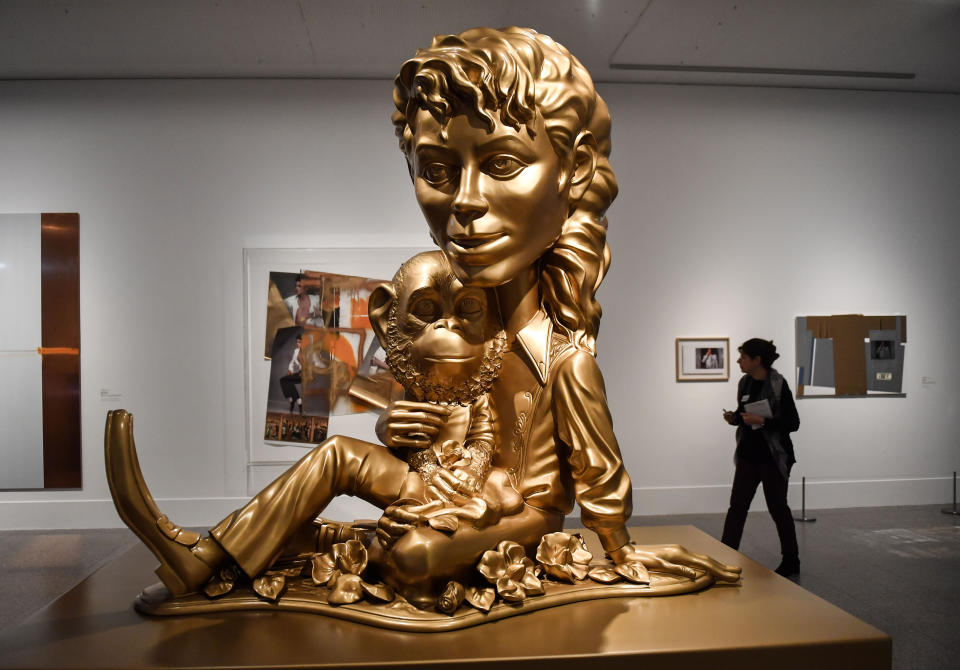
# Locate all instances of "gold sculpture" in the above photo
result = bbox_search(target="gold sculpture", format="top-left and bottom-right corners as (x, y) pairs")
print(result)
(105, 26), (739, 630)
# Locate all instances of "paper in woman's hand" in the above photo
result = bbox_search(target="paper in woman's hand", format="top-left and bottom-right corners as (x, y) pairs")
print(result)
(743, 399), (772, 430)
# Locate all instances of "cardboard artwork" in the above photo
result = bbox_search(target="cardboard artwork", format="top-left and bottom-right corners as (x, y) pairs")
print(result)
(795, 315), (906, 398)
(263, 270), (402, 445)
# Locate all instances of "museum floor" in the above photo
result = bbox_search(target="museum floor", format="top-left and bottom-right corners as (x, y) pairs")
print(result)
(1, 505), (957, 670)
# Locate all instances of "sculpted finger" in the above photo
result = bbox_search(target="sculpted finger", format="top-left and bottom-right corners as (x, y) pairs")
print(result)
(426, 485), (452, 504)
(393, 401), (454, 417)
(390, 420), (441, 436)
(376, 528), (395, 548)
(431, 475), (460, 500)
(391, 412), (447, 428)
(383, 505), (422, 524)
(634, 552), (697, 580)
(387, 435), (431, 449)
(404, 500), (445, 515)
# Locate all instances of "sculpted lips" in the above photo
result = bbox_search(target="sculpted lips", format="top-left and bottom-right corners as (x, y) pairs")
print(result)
(447, 233), (506, 264)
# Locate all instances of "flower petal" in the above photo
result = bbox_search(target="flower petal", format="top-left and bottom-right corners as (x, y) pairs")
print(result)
(334, 539), (368, 576)
(464, 586), (496, 612)
(203, 577), (235, 598)
(310, 552), (338, 585)
(477, 550), (507, 582)
(569, 563), (590, 581)
(614, 561), (651, 584)
(328, 573), (364, 605)
(496, 577), (526, 603)
(587, 565), (622, 583)
(360, 580), (395, 603)
(502, 541), (527, 565)
(520, 570), (544, 596)
(252, 574), (286, 601)
(543, 562), (575, 583)
(428, 514), (459, 533)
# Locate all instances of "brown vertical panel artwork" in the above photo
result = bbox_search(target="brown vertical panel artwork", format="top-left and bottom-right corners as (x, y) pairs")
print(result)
(40, 213), (81, 488)
(829, 314), (868, 396)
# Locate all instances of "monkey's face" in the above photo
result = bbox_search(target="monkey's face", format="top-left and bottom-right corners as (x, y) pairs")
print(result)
(396, 261), (496, 389)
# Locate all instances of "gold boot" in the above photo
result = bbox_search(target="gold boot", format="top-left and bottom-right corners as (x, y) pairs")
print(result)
(104, 410), (221, 596)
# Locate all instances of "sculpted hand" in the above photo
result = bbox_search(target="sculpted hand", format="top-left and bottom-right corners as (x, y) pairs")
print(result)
(428, 466), (482, 501)
(376, 499), (444, 549)
(376, 400), (453, 449)
(610, 543), (741, 583)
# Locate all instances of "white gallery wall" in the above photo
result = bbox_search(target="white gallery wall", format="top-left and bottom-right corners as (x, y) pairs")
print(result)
(0, 79), (957, 529)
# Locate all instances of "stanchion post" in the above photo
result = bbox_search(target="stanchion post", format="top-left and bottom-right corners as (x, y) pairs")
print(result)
(943, 471), (960, 516)
(794, 476), (817, 523)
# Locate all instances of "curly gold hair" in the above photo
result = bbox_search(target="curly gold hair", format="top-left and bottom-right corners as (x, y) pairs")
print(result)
(392, 27), (618, 355)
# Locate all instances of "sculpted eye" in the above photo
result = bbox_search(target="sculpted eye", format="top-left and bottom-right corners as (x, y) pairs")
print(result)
(481, 154), (526, 179)
(456, 296), (483, 319)
(419, 162), (458, 186)
(411, 298), (440, 322)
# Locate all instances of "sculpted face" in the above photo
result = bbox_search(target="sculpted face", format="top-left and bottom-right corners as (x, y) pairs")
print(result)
(369, 251), (507, 403)
(411, 110), (570, 287)
(397, 258), (493, 387)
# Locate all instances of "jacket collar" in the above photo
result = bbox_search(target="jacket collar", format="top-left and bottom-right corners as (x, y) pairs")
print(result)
(513, 309), (553, 386)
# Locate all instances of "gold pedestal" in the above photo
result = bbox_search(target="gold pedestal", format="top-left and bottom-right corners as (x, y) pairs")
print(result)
(0, 526), (891, 670)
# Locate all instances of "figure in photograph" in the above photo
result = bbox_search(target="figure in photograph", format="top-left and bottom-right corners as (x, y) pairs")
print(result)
(284, 275), (322, 326)
(106, 26), (739, 611)
(872, 340), (894, 360)
(721, 338), (801, 577)
(699, 347), (720, 369)
(279, 332), (304, 414)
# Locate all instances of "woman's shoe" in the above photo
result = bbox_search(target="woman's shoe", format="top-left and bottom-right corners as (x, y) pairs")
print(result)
(774, 555), (800, 577)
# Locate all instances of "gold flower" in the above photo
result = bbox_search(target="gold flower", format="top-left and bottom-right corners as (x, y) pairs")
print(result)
(477, 541), (544, 603)
(436, 581), (466, 614)
(309, 539), (395, 606)
(535, 532), (593, 583)
(204, 565), (241, 598)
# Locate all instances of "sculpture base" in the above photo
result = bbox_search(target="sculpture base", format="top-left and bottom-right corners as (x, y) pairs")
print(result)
(135, 571), (713, 632)
(0, 526), (891, 670)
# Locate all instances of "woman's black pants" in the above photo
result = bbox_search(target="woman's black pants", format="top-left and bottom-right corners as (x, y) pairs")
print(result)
(721, 459), (799, 558)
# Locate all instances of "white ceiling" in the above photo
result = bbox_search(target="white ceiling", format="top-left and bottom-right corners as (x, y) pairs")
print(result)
(1, 0), (958, 92)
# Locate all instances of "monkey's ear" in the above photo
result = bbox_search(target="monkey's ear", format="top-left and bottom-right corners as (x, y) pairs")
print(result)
(368, 282), (397, 349)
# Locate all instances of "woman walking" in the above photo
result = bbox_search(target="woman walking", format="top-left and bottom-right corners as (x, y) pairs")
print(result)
(721, 338), (801, 577)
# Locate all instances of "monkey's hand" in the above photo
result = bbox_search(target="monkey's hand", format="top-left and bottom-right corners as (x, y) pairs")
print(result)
(422, 495), (499, 531)
(376, 498), (445, 549)
(376, 400), (453, 449)
(427, 465), (482, 501)
(610, 543), (741, 584)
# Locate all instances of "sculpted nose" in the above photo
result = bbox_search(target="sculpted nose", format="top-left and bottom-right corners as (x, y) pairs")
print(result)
(451, 167), (488, 224)
(434, 317), (463, 334)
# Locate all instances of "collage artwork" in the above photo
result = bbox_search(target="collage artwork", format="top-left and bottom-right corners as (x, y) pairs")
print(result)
(262, 270), (403, 445)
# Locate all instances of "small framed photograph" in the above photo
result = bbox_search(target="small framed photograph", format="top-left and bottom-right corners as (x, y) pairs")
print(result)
(676, 338), (730, 382)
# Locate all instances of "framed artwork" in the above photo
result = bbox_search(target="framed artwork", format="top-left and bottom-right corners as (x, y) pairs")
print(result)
(0, 213), (81, 489)
(795, 314), (906, 398)
(676, 337), (729, 382)
(243, 247), (427, 468)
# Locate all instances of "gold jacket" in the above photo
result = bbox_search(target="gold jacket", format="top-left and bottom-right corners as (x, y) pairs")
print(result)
(490, 310), (632, 551)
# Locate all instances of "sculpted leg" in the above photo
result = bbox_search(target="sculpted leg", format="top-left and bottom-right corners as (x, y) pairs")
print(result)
(106, 410), (407, 594)
(380, 505), (562, 607)
(212, 434), (408, 578)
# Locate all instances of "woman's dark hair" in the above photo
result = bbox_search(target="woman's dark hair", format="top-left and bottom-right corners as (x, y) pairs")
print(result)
(738, 338), (779, 369)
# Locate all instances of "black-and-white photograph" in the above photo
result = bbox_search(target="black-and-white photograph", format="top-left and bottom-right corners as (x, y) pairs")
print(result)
(871, 340), (895, 360)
